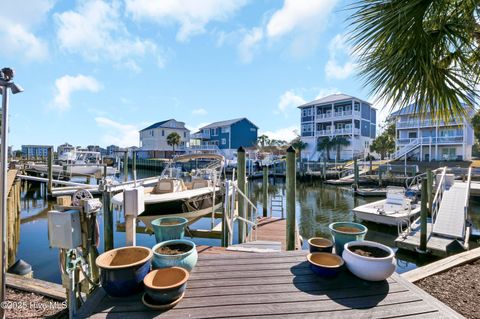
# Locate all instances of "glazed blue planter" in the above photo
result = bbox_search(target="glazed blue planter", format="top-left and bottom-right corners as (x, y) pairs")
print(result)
(329, 222), (368, 256)
(307, 252), (344, 277)
(308, 237), (334, 253)
(152, 239), (198, 272)
(151, 217), (188, 243)
(96, 246), (153, 297)
(144, 267), (189, 304)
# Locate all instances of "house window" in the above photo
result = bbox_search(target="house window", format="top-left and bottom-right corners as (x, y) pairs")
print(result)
(221, 138), (226, 145)
(162, 130), (165, 136)
(221, 127), (230, 133)
(184, 132), (186, 138)
(211, 128), (218, 136)
(408, 132), (417, 138)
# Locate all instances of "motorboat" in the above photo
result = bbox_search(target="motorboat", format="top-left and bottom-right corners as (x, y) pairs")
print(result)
(112, 153), (225, 229)
(26, 150), (118, 177)
(353, 186), (421, 226)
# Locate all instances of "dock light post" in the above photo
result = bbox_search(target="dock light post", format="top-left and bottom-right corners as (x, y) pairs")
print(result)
(0, 68), (23, 318)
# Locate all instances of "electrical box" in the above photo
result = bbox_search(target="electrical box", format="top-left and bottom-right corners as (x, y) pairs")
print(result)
(48, 210), (82, 249)
(124, 186), (145, 217)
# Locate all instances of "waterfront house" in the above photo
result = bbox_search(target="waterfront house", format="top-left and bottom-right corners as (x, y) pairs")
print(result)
(106, 145), (120, 156)
(298, 93), (376, 161)
(139, 119), (190, 158)
(190, 118), (258, 159)
(21, 144), (53, 159)
(390, 104), (474, 161)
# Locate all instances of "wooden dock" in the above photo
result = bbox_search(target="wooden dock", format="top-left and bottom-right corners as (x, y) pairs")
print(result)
(77, 250), (463, 318)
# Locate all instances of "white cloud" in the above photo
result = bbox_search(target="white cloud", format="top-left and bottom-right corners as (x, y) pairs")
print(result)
(325, 34), (356, 80)
(315, 87), (341, 100)
(260, 126), (299, 143)
(125, 0), (247, 42)
(0, 0), (53, 61)
(53, 75), (101, 110)
(192, 108), (207, 115)
(95, 117), (139, 147)
(55, 0), (162, 70)
(186, 122), (209, 133)
(278, 90), (306, 114)
(238, 27), (263, 64)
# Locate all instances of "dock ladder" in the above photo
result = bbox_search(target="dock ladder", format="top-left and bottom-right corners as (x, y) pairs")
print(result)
(270, 195), (284, 218)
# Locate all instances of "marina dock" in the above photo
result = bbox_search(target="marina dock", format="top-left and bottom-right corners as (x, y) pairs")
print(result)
(77, 250), (463, 318)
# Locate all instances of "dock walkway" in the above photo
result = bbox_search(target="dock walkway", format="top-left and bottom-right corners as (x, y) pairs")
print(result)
(77, 250), (463, 318)
(432, 182), (468, 239)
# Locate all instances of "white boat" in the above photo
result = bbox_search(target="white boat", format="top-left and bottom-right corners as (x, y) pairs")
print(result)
(353, 187), (421, 226)
(27, 150), (118, 176)
(112, 153), (225, 229)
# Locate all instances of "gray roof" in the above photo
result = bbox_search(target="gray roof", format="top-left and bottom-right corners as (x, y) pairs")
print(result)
(298, 93), (371, 108)
(140, 119), (187, 132)
(200, 118), (259, 130)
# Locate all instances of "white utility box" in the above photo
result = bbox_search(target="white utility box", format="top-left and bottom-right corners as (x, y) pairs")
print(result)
(48, 210), (82, 249)
(124, 186), (145, 217)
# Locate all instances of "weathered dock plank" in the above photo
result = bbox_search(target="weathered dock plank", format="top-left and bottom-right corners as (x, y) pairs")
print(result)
(77, 251), (463, 319)
(6, 273), (66, 300)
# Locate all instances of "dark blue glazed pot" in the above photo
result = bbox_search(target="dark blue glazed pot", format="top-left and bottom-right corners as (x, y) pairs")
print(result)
(151, 217), (188, 243)
(96, 246), (153, 297)
(307, 252), (344, 278)
(308, 237), (334, 253)
(143, 267), (189, 304)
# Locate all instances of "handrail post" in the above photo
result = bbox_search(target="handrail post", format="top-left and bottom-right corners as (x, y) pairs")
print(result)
(427, 170), (433, 216)
(262, 166), (268, 217)
(286, 146), (296, 250)
(237, 147), (246, 244)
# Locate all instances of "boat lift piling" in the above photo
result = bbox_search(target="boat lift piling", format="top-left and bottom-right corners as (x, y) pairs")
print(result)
(102, 165), (114, 251)
(123, 151), (128, 182)
(47, 147), (53, 196)
(286, 146), (296, 251)
(263, 166), (268, 217)
(237, 147), (246, 244)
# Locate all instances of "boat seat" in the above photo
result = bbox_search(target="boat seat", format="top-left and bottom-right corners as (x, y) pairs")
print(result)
(191, 179), (211, 189)
(152, 179), (186, 194)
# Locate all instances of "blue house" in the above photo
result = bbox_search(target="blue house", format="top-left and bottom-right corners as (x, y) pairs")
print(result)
(21, 144), (53, 159)
(191, 118), (258, 158)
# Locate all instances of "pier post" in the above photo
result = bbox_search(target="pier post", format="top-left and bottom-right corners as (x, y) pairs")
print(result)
(132, 151), (137, 185)
(47, 147), (53, 196)
(262, 166), (268, 217)
(102, 165), (114, 251)
(123, 151), (128, 182)
(286, 146), (296, 251)
(353, 159), (359, 191)
(427, 170), (433, 215)
(322, 157), (326, 180)
(237, 147), (246, 243)
(378, 169), (383, 187)
(222, 181), (230, 247)
(419, 178), (428, 252)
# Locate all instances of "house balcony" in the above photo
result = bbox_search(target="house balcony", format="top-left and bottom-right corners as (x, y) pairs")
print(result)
(315, 110), (361, 122)
(397, 136), (464, 145)
(396, 119), (462, 129)
(316, 128), (360, 136)
(191, 132), (210, 140)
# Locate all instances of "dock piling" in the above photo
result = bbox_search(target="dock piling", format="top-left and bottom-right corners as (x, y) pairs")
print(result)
(353, 159), (359, 191)
(237, 147), (246, 244)
(286, 146), (296, 251)
(419, 178), (428, 252)
(102, 165), (114, 251)
(123, 152), (128, 182)
(262, 166), (268, 217)
(47, 147), (53, 196)
(427, 170), (433, 215)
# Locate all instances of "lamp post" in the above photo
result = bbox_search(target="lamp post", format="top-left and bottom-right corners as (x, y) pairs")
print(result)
(0, 68), (23, 318)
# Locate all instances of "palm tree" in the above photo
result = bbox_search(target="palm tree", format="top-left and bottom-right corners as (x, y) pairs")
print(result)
(290, 137), (308, 161)
(331, 136), (350, 161)
(257, 135), (270, 149)
(348, 1), (478, 120)
(317, 137), (334, 161)
(166, 132), (181, 156)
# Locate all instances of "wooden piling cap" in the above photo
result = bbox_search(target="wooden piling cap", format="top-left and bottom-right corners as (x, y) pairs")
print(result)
(237, 146), (245, 152)
(287, 146), (296, 153)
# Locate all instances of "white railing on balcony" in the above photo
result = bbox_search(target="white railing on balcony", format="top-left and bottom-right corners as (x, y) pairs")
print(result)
(316, 128), (360, 136)
(397, 119), (461, 129)
(189, 145), (219, 151)
(191, 132), (210, 139)
(397, 136), (464, 145)
(316, 110), (360, 121)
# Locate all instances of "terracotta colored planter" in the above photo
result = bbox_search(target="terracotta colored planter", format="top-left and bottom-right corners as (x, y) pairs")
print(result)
(308, 237), (333, 253)
(143, 267), (189, 304)
(307, 252), (344, 277)
(96, 246), (153, 297)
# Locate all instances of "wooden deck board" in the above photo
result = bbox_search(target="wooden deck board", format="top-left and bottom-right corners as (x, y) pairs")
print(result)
(77, 250), (463, 319)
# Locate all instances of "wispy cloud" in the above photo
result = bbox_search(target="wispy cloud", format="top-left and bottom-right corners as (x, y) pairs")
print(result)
(95, 117), (139, 147)
(238, 27), (263, 64)
(125, 0), (248, 42)
(192, 108), (208, 115)
(325, 34), (356, 80)
(53, 75), (101, 110)
(260, 126), (299, 143)
(277, 90), (306, 115)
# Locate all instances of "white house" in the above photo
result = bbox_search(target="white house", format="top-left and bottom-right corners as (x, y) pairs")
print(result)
(139, 119), (190, 158)
(298, 93), (377, 161)
(390, 104), (474, 161)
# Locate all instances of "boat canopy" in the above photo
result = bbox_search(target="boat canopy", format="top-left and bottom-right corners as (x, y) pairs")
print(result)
(173, 154), (225, 163)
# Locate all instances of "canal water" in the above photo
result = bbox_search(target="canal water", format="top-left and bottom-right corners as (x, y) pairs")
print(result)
(17, 170), (480, 284)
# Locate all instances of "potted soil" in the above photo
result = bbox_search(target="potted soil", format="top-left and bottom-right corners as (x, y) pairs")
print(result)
(95, 246), (153, 297)
(342, 240), (396, 281)
(151, 217), (188, 243)
(329, 222), (367, 255)
(152, 239), (198, 272)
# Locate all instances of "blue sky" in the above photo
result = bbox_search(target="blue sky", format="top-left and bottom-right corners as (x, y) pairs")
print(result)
(1, 0), (385, 149)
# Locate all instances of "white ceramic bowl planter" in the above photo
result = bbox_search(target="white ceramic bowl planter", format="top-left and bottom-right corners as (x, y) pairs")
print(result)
(342, 240), (396, 281)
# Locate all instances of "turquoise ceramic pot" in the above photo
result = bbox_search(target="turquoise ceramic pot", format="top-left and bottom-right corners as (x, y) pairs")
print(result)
(151, 217), (188, 243)
(152, 239), (198, 272)
(329, 222), (367, 256)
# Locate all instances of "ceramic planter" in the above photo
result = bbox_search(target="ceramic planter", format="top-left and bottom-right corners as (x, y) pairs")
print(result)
(308, 237), (333, 253)
(329, 222), (367, 255)
(152, 239), (198, 272)
(96, 246), (153, 297)
(342, 240), (396, 281)
(143, 267), (189, 304)
(151, 217), (188, 243)
(307, 252), (344, 277)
